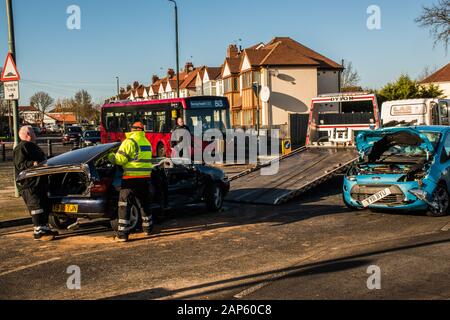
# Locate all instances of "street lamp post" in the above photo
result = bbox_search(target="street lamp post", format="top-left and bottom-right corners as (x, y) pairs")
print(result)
(252, 82), (261, 164)
(168, 0), (180, 98)
(116, 76), (120, 100)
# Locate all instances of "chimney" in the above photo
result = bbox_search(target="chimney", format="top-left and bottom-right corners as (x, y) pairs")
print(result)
(184, 62), (194, 73)
(227, 44), (239, 58)
(167, 68), (175, 79)
(151, 75), (160, 84)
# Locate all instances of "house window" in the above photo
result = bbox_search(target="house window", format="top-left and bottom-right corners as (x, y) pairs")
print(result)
(234, 77), (240, 91)
(196, 85), (203, 96)
(224, 78), (232, 93)
(243, 109), (253, 125)
(204, 82), (211, 95)
(232, 110), (242, 126)
(253, 71), (261, 84)
(242, 72), (252, 89)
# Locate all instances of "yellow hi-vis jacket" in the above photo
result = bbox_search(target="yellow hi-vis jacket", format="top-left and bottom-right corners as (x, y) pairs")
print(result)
(113, 131), (153, 179)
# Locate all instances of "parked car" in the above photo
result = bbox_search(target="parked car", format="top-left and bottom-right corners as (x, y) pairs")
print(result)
(31, 126), (41, 137)
(343, 126), (450, 217)
(80, 130), (101, 147)
(62, 126), (83, 145)
(16, 143), (230, 231)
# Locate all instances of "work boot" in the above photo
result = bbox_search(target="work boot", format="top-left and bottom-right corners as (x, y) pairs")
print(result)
(34, 229), (58, 241)
(114, 233), (129, 243)
(143, 226), (154, 236)
(142, 217), (154, 236)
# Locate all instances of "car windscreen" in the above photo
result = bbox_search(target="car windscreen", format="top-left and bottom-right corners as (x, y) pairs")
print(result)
(376, 132), (440, 161)
(185, 109), (229, 132)
(46, 143), (118, 166)
(67, 127), (82, 133)
(421, 132), (441, 151)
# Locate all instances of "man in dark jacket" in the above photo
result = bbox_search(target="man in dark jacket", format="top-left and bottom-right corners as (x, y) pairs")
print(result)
(14, 126), (57, 241)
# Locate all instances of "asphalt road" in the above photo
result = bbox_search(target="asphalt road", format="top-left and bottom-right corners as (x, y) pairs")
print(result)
(0, 177), (449, 300)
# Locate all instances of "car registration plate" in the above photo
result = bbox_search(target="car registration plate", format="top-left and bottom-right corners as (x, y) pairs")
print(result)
(361, 188), (392, 208)
(52, 204), (79, 213)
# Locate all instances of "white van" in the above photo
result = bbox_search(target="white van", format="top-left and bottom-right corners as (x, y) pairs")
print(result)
(381, 98), (450, 127)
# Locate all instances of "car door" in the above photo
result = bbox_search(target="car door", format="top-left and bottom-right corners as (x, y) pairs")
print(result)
(438, 131), (450, 190)
(165, 164), (199, 205)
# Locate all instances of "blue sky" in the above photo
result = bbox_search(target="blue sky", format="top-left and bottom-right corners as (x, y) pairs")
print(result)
(0, 0), (448, 105)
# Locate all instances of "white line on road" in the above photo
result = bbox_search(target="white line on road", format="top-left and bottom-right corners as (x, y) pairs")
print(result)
(0, 257), (61, 277)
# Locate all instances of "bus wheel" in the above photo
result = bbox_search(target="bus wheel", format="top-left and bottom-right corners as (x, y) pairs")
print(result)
(157, 143), (166, 158)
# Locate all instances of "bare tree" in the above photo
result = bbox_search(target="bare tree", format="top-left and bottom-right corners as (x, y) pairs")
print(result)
(30, 91), (54, 126)
(418, 65), (440, 81)
(416, 0), (450, 51)
(340, 61), (361, 89)
(74, 90), (93, 123)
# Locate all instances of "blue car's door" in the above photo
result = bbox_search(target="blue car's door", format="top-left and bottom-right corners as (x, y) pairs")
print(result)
(436, 131), (450, 190)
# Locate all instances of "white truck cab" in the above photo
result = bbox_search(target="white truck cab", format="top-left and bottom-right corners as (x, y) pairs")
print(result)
(381, 98), (450, 127)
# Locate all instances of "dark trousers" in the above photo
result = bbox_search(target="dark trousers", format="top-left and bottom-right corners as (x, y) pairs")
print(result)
(118, 178), (153, 235)
(21, 184), (49, 231)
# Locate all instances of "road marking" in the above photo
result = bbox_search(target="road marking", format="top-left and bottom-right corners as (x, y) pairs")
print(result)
(0, 257), (61, 277)
(442, 222), (450, 232)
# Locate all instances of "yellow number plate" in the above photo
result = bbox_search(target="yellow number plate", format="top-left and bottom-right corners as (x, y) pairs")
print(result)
(52, 204), (79, 213)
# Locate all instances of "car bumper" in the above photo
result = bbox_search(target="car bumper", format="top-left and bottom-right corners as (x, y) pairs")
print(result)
(343, 178), (438, 211)
(49, 197), (113, 219)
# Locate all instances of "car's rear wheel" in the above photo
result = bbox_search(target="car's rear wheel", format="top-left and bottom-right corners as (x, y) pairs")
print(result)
(427, 184), (450, 217)
(110, 204), (142, 232)
(49, 215), (78, 230)
(205, 183), (224, 212)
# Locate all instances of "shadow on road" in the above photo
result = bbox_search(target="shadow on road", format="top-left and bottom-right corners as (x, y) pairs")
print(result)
(101, 235), (450, 300)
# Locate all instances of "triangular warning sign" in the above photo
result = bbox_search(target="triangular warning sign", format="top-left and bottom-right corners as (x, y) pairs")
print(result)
(0, 53), (20, 81)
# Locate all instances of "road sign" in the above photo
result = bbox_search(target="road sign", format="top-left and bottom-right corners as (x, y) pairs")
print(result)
(260, 86), (271, 103)
(4, 81), (19, 100)
(0, 53), (20, 82)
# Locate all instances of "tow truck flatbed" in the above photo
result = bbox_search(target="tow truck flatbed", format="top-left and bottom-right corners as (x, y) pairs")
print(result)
(226, 147), (359, 205)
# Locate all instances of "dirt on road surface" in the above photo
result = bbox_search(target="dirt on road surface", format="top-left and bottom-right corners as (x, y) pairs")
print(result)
(0, 177), (449, 300)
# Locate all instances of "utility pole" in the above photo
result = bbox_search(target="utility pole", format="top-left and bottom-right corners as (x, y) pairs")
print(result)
(116, 76), (120, 100)
(168, 0), (180, 98)
(253, 82), (261, 165)
(5, 0), (20, 197)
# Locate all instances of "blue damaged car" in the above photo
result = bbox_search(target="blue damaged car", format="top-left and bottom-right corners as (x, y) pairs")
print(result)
(343, 126), (450, 217)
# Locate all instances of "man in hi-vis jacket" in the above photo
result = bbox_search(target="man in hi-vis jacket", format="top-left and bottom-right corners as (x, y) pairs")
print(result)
(109, 122), (154, 242)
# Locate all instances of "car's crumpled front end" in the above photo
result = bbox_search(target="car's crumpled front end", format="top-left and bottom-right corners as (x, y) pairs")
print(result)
(343, 128), (440, 211)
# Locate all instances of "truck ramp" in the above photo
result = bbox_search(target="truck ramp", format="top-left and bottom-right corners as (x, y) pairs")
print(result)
(226, 148), (359, 205)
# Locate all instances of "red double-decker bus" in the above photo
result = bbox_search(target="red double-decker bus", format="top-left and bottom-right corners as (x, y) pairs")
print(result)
(101, 96), (231, 157)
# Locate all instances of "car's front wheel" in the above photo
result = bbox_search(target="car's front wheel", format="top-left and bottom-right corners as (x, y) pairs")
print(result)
(49, 215), (78, 230)
(110, 204), (142, 232)
(205, 183), (224, 212)
(427, 184), (450, 217)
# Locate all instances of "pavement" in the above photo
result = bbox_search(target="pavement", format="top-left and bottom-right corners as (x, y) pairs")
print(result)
(0, 141), (73, 223)
(0, 177), (448, 300)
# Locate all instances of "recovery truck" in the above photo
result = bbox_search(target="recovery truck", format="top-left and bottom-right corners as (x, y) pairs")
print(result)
(226, 92), (380, 205)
